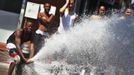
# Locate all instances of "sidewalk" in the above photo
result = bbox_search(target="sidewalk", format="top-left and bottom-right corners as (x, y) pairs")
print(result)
(0, 49), (9, 75)
(0, 62), (10, 75)
(0, 10), (19, 43)
(0, 62), (15, 75)
(0, 49), (15, 75)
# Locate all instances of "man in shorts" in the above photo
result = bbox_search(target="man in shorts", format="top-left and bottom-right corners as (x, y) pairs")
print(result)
(7, 18), (35, 75)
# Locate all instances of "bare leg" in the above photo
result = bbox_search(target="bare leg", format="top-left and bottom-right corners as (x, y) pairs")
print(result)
(8, 62), (16, 75)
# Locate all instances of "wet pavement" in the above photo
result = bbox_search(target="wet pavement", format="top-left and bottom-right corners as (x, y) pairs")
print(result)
(0, 49), (15, 75)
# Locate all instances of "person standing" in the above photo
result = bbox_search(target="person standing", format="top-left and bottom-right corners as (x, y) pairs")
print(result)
(90, 5), (106, 20)
(59, 0), (78, 31)
(120, 8), (133, 20)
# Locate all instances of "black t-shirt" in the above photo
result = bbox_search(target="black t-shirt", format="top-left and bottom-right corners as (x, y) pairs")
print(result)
(7, 29), (33, 45)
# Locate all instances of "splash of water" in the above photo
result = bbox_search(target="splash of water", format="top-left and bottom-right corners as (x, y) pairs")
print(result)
(23, 15), (134, 75)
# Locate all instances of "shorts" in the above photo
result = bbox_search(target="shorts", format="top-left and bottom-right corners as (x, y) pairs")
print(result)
(8, 48), (20, 64)
(7, 43), (20, 64)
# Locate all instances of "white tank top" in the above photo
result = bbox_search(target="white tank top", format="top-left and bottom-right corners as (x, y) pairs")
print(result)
(62, 9), (77, 31)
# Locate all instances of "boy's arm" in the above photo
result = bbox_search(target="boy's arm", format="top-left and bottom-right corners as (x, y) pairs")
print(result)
(40, 13), (54, 23)
(45, 14), (54, 22)
(59, 0), (69, 14)
(26, 42), (34, 63)
(15, 29), (27, 62)
(29, 42), (34, 58)
(38, 12), (54, 23)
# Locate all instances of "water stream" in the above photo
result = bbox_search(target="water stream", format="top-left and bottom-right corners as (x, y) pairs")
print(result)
(22, 15), (134, 75)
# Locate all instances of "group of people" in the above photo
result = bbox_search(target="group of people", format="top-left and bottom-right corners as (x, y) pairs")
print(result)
(5, 0), (134, 75)
(90, 5), (133, 20)
(6, 0), (77, 75)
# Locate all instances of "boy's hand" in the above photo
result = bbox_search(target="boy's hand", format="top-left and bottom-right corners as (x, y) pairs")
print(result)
(26, 58), (33, 64)
(23, 58), (28, 63)
(66, 0), (69, 4)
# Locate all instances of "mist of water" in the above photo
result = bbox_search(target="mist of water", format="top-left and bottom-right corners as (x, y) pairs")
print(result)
(22, 15), (134, 75)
